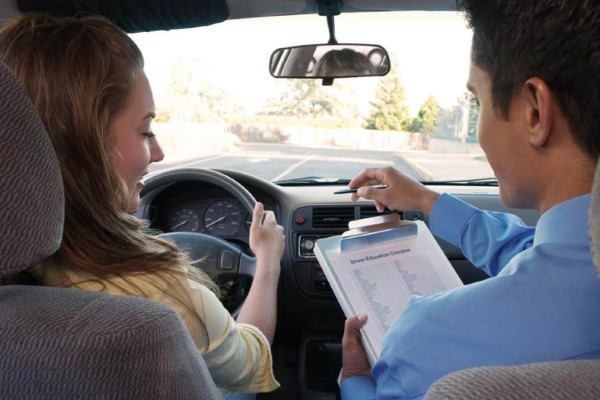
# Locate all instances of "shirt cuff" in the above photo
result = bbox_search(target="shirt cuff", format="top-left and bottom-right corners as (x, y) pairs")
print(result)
(430, 193), (478, 245)
(340, 375), (376, 400)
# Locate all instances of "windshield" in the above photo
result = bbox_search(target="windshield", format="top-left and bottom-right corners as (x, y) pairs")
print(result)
(132, 11), (493, 184)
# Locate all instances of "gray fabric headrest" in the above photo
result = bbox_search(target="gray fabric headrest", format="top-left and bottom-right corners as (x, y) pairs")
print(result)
(0, 63), (64, 277)
(590, 159), (600, 276)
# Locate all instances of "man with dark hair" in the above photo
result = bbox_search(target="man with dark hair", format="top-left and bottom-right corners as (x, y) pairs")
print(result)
(339, 1), (600, 398)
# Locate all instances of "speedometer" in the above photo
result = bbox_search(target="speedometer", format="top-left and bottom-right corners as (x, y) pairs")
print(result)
(204, 200), (245, 236)
(168, 208), (200, 232)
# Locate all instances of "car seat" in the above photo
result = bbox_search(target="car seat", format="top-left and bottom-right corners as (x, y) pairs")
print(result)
(0, 61), (223, 399)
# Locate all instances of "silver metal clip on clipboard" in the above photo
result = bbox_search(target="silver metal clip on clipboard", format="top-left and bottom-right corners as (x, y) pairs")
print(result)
(340, 213), (418, 251)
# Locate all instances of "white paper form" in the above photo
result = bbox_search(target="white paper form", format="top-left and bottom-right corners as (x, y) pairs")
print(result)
(319, 221), (463, 365)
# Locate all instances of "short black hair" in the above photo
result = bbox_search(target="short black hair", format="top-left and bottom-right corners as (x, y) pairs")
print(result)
(458, 0), (600, 159)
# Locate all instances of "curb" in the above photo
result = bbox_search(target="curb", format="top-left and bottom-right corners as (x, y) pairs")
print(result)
(395, 152), (434, 181)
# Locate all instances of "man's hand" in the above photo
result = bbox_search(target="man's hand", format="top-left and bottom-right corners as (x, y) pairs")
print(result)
(341, 315), (372, 383)
(348, 166), (439, 214)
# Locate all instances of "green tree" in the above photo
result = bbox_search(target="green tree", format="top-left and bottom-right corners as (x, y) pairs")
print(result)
(363, 69), (410, 131)
(467, 93), (479, 137)
(158, 58), (245, 123)
(263, 80), (336, 118)
(435, 92), (479, 142)
(260, 79), (363, 128)
(435, 106), (462, 138)
(409, 95), (440, 134)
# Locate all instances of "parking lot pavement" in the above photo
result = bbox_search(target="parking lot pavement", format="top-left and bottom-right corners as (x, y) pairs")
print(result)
(154, 144), (494, 183)
(400, 151), (494, 181)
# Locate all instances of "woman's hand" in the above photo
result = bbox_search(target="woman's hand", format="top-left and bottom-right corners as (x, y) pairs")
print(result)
(249, 202), (285, 270)
(348, 166), (440, 214)
(237, 202), (285, 343)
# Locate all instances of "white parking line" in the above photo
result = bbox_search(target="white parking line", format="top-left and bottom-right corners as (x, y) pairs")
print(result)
(270, 154), (316, 182)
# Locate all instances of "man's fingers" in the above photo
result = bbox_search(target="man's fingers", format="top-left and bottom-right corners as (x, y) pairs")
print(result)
(345, 314), (368, 333)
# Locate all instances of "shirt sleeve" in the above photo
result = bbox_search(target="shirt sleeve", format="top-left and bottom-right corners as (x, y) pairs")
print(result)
(340, 376), (377, 400)
(179, 276), (280, 393)
(430, 193), (535, 276)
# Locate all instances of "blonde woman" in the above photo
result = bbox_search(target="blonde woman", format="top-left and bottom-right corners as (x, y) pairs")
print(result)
(0, 13), (284, 396)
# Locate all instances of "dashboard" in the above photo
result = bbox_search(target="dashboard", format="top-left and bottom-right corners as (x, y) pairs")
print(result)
(138, 168), (541, 399)
(140, 168), (541, 331)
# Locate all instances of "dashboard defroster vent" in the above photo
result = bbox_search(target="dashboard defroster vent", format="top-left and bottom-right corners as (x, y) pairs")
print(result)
(312, 207), (355, 229)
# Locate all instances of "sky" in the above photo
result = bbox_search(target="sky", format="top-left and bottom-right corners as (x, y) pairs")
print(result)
(131, 11), (473, 116)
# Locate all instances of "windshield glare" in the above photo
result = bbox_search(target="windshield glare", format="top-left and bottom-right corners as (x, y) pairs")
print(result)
(132, 11), (494, 184)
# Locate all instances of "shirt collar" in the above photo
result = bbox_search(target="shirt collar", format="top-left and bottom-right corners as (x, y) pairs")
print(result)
(534, 194), (591, 246)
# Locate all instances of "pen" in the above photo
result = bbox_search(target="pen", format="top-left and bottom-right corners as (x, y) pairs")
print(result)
(334, 184), (389, 194)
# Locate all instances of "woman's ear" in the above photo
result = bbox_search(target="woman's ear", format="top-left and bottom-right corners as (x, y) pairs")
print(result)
(523, 77), (554, 148)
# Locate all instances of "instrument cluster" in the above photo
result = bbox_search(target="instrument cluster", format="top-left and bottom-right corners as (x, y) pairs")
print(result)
(145, 180), (276, 246)
(166, 198), (251, 237)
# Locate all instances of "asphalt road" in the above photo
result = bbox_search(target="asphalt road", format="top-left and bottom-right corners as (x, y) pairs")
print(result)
(150, 142), (494, 182)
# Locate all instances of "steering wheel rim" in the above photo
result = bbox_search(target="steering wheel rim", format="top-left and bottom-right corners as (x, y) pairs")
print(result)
(141, 167), (256, 212)
(140, 167), (257, 317)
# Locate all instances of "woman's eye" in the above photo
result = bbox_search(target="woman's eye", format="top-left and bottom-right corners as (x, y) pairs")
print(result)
(143, 132), (156, 138)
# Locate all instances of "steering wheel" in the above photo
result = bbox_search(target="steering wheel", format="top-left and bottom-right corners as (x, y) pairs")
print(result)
(140, 168), (257, 317)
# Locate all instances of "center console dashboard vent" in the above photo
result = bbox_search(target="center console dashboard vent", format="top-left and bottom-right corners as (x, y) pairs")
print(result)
(312, 206), (355, 229)
(359, 206), (396, 219)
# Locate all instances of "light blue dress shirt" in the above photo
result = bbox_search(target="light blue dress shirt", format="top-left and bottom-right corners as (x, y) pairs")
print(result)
(341, 193), (600, 399)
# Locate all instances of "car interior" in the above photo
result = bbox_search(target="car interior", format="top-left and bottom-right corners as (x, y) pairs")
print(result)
(1, 0), (599, 399)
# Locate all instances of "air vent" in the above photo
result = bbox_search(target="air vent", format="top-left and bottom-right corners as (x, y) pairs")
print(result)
(359, 206), (396, 219)
(312, 207), (355, 229)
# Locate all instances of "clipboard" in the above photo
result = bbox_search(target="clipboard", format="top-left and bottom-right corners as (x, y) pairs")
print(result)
(341, 213), (417, 251)
(314, 213), (463, 368)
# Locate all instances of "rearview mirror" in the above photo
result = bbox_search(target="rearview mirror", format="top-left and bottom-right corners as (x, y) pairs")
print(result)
(270, 44), (390, 79)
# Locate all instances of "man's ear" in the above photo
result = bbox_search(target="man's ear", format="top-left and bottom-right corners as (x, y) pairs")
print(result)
(523, 77), (554, 148)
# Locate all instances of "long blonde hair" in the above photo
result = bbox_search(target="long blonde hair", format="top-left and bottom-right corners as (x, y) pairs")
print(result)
(0, 13), (219, 325)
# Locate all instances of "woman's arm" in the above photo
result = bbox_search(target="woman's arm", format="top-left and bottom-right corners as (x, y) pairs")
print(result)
(236, 202), (285, 343)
